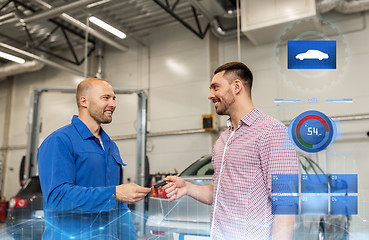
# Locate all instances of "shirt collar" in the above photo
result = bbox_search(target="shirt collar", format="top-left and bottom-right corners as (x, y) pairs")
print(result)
(226, 108), (262, 130)
(71, 115), (110, 142)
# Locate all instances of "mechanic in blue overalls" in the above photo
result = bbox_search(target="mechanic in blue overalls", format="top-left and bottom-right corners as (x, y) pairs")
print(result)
(37, 78), (151, 240)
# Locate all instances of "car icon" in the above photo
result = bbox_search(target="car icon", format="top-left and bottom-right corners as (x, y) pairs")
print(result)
(296, 49), (329, 60)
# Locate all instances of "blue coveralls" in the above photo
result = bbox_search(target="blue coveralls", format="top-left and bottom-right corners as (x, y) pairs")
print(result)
(37, 115), (136, 240)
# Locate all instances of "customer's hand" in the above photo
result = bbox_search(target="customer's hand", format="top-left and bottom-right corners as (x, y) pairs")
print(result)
(162, 176), (188, 202)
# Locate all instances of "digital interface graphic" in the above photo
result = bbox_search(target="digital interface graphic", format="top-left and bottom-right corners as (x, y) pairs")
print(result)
(301, 196), (329, 215)
(288, 40), (336, 69)
(275, 17), (348, 91)
(301, 174), (329, 193)
(288, 110), (337, 153)
(272, 196), (299, 215)
(331, 196), (358, 215)
(272, 174), (358, 215)
(331, 174), (358, 193)
(271, 174), (299, 193)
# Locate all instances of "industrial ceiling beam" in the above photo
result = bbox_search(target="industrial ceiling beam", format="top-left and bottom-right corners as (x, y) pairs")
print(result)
(33, 0), (128, 51)
(0, 0), (128, 51)
(0, 0), (97, 26)
(0, 42), (87, 77)
(188, 0), (238, 39)
(153, 0), (209, 39)
(20, 0), (98, 24)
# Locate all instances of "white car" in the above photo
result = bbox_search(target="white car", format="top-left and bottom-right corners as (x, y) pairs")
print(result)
(296, 49), (329, 60)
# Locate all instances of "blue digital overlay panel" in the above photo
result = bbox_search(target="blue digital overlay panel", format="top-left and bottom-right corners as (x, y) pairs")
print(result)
(271, 174), (299, 193)
(331, 196), (358, 215)
(301, 196), (329, 215)
(330, 174), (358, 193)
(288, 110), (337, 153)
(272, 196), (299, 215)
(301, 174), (329, 193)
(288, 40), (336, 69)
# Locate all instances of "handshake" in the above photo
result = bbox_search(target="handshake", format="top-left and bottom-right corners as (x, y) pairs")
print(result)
(115, 176), (190, 203)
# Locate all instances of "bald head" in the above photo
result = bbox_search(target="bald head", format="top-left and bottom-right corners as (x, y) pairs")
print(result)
(76, 78), (110, 109)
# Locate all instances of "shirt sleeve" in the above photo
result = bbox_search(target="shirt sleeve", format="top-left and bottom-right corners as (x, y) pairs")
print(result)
(259, 122), (299, 197)
(37, 132), (117, 213)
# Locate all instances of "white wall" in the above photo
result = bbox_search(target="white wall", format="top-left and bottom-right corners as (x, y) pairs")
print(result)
(0, 81), (7, 148)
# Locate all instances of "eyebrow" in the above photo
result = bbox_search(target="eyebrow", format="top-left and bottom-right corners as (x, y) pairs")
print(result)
(209, 83), (218, 89)
(102, 94), (116, 100)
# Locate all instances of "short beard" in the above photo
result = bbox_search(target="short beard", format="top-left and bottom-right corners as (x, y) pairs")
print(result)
(89, 101), (113, 124)
(215, 88), (235, 116)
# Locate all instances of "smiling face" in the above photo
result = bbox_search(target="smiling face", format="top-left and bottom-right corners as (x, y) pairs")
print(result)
(86, 81), (116, 124)
(208, 71), (236, 116)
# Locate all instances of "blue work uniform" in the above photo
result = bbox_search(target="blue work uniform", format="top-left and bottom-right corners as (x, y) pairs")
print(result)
(37, 115), (136, 240)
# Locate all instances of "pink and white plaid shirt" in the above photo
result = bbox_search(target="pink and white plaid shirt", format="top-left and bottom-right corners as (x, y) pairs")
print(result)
(210, 109), (299, 240)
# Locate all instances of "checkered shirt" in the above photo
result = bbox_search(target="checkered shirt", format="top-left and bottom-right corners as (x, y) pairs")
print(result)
(210, 109), (299, 240)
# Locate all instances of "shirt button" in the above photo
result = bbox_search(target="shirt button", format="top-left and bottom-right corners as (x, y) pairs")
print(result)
(106, 140), (108, 142)
(111, 208), (113, 210)
(112, 194), (115, 197)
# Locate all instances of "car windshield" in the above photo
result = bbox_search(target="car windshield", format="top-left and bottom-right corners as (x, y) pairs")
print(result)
(298, 155), (325, 175)
(17, 176), (42, 195)
(179, 155), (213, 177)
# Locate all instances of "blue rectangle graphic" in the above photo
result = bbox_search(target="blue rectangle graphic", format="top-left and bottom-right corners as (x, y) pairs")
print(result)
(331, 196), (358, 215)
(272, 174), (299, 193)
(330, 174), (358, 193)
(301, 174), (329, 193)
(301, 196), (329, 215)
(288, 40), (336, 69)
(272, 196), (298, 215)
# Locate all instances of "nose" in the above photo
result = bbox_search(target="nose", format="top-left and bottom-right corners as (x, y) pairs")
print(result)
(108, 98), (116, 109)
(208, 90), (215, 100)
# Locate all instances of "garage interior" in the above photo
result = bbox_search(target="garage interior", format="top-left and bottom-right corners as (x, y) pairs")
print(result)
(0, 0), (369, 239)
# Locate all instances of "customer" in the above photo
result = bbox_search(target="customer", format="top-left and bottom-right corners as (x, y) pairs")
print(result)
(163, 62), (299, 240)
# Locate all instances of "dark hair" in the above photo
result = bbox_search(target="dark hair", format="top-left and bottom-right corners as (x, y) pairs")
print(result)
(214, 62), (253, 93)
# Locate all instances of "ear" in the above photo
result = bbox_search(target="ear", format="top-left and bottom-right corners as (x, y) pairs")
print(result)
(233, 79), (242, 95)
(79, 96), (88, 108)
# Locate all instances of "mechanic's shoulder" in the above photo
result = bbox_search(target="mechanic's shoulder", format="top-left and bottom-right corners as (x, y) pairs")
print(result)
(44, 123), (75, 143)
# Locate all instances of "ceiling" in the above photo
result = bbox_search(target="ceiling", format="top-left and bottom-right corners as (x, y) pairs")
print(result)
(0, 0), (237, 66)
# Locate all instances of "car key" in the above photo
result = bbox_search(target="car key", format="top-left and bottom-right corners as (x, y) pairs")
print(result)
(153, 180), (168, 189)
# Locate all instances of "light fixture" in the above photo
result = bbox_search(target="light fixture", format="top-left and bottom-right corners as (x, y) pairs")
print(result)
(0, 51), (25, 64)
(87, 0), (111, 8)
(89, 16), (126, 39)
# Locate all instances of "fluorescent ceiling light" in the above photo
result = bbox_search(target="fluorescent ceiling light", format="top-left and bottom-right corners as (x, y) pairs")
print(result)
(0, 51), (25, 64)
(87, 0), (111, 8)
(89, 16), (126, 39)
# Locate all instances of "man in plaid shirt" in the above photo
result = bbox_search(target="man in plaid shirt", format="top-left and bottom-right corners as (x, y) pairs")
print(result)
(164, 62), (299, 240)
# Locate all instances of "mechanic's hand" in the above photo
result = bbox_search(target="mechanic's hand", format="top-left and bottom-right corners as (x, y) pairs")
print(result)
(162, 176), (188, 202)
(115, 183), (151, 203)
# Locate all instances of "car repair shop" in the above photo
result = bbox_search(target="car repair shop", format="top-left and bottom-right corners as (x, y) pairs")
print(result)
(0, 0), (368, 239)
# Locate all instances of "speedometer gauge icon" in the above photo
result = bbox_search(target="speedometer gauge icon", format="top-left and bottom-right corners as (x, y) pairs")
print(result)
(288, 110), (337, 153)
